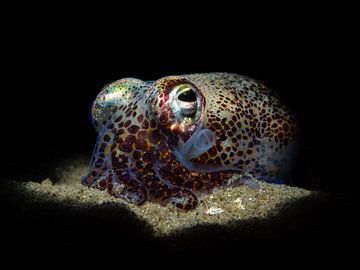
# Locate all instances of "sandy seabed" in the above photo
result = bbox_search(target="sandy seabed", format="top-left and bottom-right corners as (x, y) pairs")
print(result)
(1, 157), (358, 265)
(4, 157), (314, 235)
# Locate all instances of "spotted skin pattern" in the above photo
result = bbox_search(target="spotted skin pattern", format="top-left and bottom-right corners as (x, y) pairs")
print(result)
(82, 73), (298, 210)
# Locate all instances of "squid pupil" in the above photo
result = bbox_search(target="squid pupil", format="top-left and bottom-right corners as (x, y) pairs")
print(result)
(178, 89), (196, 102)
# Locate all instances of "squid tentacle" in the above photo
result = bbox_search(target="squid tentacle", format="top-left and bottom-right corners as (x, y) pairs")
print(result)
(152, 153), (198, 210)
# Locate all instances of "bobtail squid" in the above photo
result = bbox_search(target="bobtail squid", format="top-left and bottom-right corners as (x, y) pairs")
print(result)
(81, 73), (299, 210)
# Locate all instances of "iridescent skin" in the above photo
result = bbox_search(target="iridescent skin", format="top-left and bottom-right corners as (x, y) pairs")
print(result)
(82, 73), (298, 210)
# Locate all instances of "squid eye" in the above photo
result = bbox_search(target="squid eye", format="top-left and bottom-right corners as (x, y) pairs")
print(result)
(178, 88), (197, 102)
(175, 85), (198, 116)
(169, 83), (202, 125)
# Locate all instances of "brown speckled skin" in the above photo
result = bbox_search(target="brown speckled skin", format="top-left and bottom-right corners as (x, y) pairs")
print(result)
(82, 73), (298, 210)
